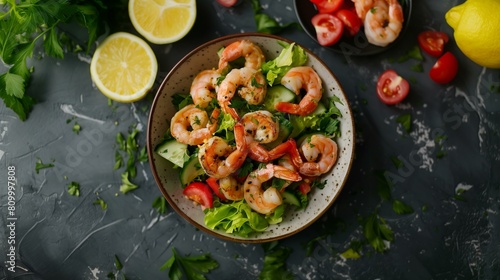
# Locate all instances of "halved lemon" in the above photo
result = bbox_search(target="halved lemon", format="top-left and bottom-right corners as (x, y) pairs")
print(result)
(90, 32), (158, 103)
(129, 0), (197, 45)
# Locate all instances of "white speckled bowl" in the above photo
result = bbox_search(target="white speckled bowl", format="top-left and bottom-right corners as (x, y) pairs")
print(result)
(147, 33), (355, 243)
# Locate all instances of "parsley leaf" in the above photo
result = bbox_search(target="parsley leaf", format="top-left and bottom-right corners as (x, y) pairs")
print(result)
(361, 213), (394, 253)
(160, 247), (219, 280)
(396, 113), (412, 133)
(258, 245), (294, 280)
(0, 0), (107, 120)
(250, 0), (300, 34)
(392, 199), (414, 215)
(152, 196), (168, 215)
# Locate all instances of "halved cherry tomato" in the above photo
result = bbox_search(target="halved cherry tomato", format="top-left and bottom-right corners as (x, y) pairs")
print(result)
(310, 0), (344, 14)
(298, 182), (311, 195)
(376, 70), (410, 105)
(417, 31), (449, 57)
(429, 52), (458, 84)
(206, 177), (227, 201)
(335, 9), (362, 37)
(311, 14), (344, 46)
(216, 0), (239, 7)
(183, 182), (214, 209)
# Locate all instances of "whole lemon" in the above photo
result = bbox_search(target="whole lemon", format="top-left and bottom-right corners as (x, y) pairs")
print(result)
(445, 0), (500, 69)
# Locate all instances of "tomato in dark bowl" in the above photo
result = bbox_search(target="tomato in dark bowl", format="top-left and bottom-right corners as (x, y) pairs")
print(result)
(293, 0), (413, 56)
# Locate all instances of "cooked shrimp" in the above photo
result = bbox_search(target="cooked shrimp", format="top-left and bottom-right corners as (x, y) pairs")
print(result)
(241, 111), (279, 144)
(362, 0), (404, 47)
(275, 66), (323, 116)
(170, 105), (219, 146)
(218, 67), (267, 120)
(352, 0), (376, 21)
(219, 176), (244, 200)
(218, 40), (265, 71)
(198, 122), (248, 179)
(190, 69), (220, 108)
(298, 134), (338, 177)
(244, 164), (302, 215)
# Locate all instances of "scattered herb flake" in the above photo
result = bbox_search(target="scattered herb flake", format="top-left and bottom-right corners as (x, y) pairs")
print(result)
(93, 198), (108, 210)
(35, 158), (54, 174)
(258, 245), (294, 280)
(250, 0), (300, 34)
(340, 248), (361, 260)
(396, 113), (412, 133)
(120, 172), (138, 194)
(392, 199), (414, 215)
(374, 170), (392, 201)
(398, 45), (424, 62)
(411, 63), (424, 72)
(67, 181), (81, 197)
(152, 196), (168, 215)
(361, 213), (394, 253)
(390, 155), (404, 168)
(72, 122), (81, 134)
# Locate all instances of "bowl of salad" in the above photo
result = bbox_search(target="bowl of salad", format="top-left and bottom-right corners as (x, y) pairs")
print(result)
(294, 0), (412, 56)
(147, 33), (355, 243)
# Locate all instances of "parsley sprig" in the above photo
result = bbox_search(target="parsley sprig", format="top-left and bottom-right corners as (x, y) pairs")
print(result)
(0, 0), (106, 120)
(160, 247), (218, 280)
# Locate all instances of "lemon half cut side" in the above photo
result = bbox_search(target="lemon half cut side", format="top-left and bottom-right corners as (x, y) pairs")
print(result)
(129, 0), (197, 45)
(90, 32), (158, 103)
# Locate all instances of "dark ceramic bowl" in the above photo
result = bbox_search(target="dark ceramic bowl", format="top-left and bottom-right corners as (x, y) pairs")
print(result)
(294, 0), (412, 56)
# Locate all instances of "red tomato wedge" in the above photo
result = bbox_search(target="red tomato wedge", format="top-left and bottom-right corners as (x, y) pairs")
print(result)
(376, 70), (410, 105)
(183, 182), (214, 209)
(216, 0), (239, 7)
(429, 52), (458, 84)
(310, 0), (344, 14)
(206, 177), (227, 200)
(335, 9), (362, 37)
(311, 14), (344, 46)
(418, 31), (449, 57)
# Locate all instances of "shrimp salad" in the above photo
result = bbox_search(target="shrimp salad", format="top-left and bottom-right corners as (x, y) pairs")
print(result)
(158, 40), (343, 237)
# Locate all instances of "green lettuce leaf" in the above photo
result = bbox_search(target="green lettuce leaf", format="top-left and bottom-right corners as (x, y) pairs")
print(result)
(261, 42), (308, 86)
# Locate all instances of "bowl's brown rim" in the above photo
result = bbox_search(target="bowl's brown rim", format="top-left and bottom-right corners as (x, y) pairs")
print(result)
(146, 32), (356, 243)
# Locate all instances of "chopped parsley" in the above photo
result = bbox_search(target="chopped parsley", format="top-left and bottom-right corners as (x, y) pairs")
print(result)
(93, 197), (108, 210)
(396, 113), (412, 133)
(392, 199), (414, 215)
(152, 196), (168, 215)
(259, 243), (294, 280)
(361, 212), (394, 253)
(67, 181), (81, 197)
(120, 172), (138, 194)
(35, 158), (55, 174)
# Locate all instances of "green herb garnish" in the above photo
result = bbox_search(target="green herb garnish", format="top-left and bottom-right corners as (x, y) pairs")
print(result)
(0, 0), (106, 120)
(67, 181), (81, 196)
(160, 247), (218, 280)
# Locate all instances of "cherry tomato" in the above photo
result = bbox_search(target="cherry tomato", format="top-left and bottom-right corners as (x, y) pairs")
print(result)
(335, 9), (362, 37)
(205, 177), (227, 201)
(429, 52), (458, 84)
(310, 0), (344, 14)
(216, 0), (239, 7)
(183, 182), (214, 209)
(417, 31), (449, 57)
(311, 14), (344, 46)
(298, 182), (311, 195)
(376, 70), (410, 105)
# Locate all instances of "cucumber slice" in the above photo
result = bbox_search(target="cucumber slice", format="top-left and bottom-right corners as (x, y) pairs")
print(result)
(155, 139), (188, 168)
(263, 85), (296, 112)
(282, 190), (301, 207)
(312, 102), (327, 115)
(180, 155), (205, 186)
